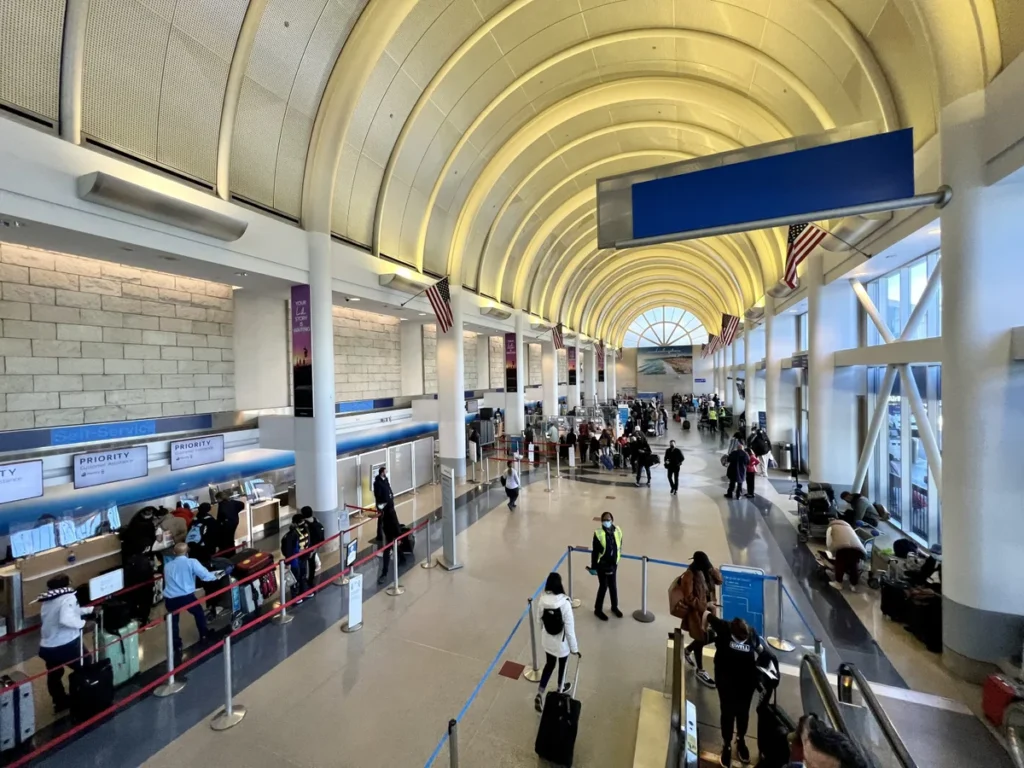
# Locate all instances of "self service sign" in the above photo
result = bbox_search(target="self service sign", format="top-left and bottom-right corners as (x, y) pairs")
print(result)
(73, 446), (149, 489)
(170, 435), (225, 471)
(0, 460), (44, 505)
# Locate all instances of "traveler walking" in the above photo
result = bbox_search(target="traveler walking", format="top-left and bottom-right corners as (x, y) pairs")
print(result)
(826, 519), (868, 592)
(163, 543), (224, 655)
(708, 404), (718, 433)
(37, 574), (93, 711)
(533, 572), (580, 712)
(503, 460), (521, 509)
(725, 440), (748, 500)
(664, 440), (684, 495)
(589, 512), (622, 620)
(706, 614), (777, 767)
(633, 431), (652, 487)
(670, 551), (722, 688)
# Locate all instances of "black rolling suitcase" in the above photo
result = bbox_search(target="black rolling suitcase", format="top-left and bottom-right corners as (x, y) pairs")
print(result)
(398, 524), (416, 555)
(880, 576), (910, 623)
(535, 656), (581, 766)
(69, 635), (114, 722)
(907, 589), (942, 652)
(755, 686), (794, 768)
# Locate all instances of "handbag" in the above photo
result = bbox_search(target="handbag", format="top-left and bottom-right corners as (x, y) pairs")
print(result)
(500, 475), (506, 487)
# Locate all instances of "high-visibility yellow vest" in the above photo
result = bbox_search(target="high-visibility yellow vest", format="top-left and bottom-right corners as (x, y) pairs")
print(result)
(595, 526), (623, 564)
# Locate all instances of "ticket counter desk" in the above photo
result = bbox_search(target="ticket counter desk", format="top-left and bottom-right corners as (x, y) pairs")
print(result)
(0, 533), (121, 632)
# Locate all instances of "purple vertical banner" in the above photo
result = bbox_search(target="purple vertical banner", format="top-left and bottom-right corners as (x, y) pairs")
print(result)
(567, 347), (577, 386)
(291, 285), (314, 418)
(597, 345), (605, 383)
(504, 332), (518, 392)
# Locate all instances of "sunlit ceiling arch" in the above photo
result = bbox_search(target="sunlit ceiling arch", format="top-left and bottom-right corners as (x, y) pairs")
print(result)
(477, 119), (744, 292)
(600, 291), (723, 346)
(562, 250), (746, 329)
(622, 307), (710, 348)
(594, 288), (721, 344)
(542, 232), (765, 324)
(526, 218), (600, 313)
(383, 24), (851, 269)
(568, 258), (742, 331)
(430, 76), (795, 282)
(578, 269), (732, 339)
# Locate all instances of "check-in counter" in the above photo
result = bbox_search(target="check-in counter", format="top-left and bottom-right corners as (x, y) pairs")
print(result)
(249, 498), (281, 539)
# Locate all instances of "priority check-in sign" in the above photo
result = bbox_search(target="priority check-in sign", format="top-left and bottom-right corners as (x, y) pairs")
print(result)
(170, 435), (225, 471)
(0, 460), (44, 504)
(73, 446), (149, 489)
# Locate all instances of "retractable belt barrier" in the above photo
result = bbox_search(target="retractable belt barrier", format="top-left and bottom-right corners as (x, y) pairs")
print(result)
(1, 512), (433, 766)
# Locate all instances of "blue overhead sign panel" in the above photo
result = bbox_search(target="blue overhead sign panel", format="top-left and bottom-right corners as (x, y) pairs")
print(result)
(630, 129), (915, 241)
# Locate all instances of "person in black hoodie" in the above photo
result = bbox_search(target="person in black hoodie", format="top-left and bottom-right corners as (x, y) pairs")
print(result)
(725, 440), (748, 500)
(373, 466), (394, 545)
(377, 497), (404, 586)
(185, 504), (217, 566)
(281, 514), (311, 598)
(664, 440), (684, 495)
(706, 614), (778, 767)
(215, 491), (244, 557)
(301, 506), (326, 589)
(633, 431), (652, 487)
(120, 507), (157, 559)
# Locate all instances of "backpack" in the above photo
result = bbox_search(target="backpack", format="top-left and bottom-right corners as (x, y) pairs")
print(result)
(541, 606), (564, 636)
(185, 523), (203, 544)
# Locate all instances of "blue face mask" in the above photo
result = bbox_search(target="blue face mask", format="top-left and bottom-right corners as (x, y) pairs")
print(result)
(602, 520), (613, 529)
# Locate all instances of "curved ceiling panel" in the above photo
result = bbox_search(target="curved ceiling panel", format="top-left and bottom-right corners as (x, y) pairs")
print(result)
(0, 0), (65, 122)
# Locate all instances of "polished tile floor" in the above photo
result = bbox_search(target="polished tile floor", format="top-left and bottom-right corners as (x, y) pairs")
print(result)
(28, 421), (1006, 767)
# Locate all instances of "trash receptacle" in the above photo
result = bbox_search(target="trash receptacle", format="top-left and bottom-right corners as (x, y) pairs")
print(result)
(774, 443), (792, 471)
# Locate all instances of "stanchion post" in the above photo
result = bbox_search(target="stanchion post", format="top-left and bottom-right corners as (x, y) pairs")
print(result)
(274, 560), (294, 625)
(154, 613), (185, 696)
(545, 462), (552, 493)
(448, 719), (460, 768)
(524, 596), (542, 681)
(485, 457), (490, 483)
(566, 546), (581, 609)
(210, 635), (246, 730)
(632, 555), (656, 622)
(767, 577), (796, 652)
(814, 637), (826, 670)
(421, 514), (436, 569)
(556, 449), (560, 478)
(386, 541), (406, 596)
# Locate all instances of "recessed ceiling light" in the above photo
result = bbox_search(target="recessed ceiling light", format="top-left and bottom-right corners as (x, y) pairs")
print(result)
(349, 297), (360, 301)
(235, 271), (249, 276)
(231, 285), (243, 290)
(419, 313), (427, 316)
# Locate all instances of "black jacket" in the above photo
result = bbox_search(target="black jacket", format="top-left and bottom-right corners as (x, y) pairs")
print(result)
(373, 475), (394, 508)
(305, 515), (325, 546)
(707, 615), (776, 694)
(378, 503), (401, 542)
(217, 498), (244, 549)
(664, 446), (684, 469)
(727, 449), (749, 481)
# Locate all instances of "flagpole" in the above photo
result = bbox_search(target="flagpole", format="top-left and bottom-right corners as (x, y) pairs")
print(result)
(399, 286), (431, 307)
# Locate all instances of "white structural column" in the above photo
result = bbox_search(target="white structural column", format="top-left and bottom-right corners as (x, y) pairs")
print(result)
(437, 287), (467, 481)
(608, 348), (617, 401)
(584, 346), (598, 405)
(730, 340), (740, 411)
(567, 338), (581, 408)
(597, 347), (608, 403)
(476, 335), (490, 389)
(400, 321), (424, 396)
(744, 326), (757, 431)
(505, 312), (527, 434)
(764, 297), (797, 443)
(714, 349), (723, 399)
(940, 91), (1024, 676)
(805, 253), (858, 484)
(541, 338), (558, 416)
(722, 348), (732, 409)
(295, 233), (339, 540)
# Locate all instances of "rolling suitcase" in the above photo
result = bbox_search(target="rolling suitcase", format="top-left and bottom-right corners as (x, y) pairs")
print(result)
(755, 690), (794, 768)
(0, 672), (34, 751)
(983, 674), (1024, 726)
(880, 576), (910, 623)
(398, 524), (416, 555)
(98, 620), (141, 687)
(69, 635), (114, 722)
(682, 419), (690, 430)
(600, 453), (614, 471)
(535, 656), (582, 766)
(906, 590), (942, 652)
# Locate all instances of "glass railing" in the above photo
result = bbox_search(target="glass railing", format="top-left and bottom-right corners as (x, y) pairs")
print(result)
(837, 663), (918, 768)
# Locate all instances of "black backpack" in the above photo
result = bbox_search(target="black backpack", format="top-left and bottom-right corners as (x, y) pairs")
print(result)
(541, 606), (564, 636)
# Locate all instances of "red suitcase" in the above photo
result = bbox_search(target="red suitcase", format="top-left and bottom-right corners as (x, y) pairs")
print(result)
(983, 674), (1024, 726)
(232, 549), (274, 578)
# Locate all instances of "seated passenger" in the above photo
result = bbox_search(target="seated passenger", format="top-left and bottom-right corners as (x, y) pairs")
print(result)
(838, 492), (873, 526)
(826, 519), (867, 592)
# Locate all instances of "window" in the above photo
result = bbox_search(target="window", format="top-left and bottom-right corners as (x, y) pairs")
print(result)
(796, 312), (808, 352)
(623, 307), (708, 347)
(865, 253), (941, 344)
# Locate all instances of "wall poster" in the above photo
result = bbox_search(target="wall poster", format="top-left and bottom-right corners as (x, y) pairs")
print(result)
(291, 284), (314, 417)
(504, 332), (518, 392)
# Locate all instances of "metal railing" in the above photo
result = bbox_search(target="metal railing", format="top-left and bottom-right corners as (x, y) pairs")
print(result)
(800, 653), (848, 734)
(837, 663), (918, 768)
(1007, 702), (1024, 768)
(666, 628), (684, 768)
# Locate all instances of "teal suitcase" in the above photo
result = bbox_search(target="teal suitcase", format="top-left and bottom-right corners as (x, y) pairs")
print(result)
(98, 620), (140, 687)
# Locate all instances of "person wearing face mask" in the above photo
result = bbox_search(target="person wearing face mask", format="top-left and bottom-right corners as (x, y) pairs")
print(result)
(589, 512), (622, 621)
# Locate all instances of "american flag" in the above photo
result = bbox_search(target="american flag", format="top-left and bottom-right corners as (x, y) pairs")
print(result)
(425, 276), (454, 333)
(702, 335), (717, 358)
(721, 313), (740, 346)
(783, 223), (828, 288)
(552, 323), (564, 351)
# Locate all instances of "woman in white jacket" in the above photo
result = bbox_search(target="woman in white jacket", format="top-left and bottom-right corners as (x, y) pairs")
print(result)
(826, 519), (867, 592)
(534, 572), (580, 712)
(37, 574), (93, 711)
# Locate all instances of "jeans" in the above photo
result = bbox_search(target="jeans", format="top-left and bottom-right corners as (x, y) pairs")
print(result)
(720, 687), (755, 745)
(506, 487), (519, 507)
(667, 466), (680, 492)
(539, 653), (568, 691)
(165, 593), (208, 651)
(39, 639), (81, 708)
(595, 566), (618, 611)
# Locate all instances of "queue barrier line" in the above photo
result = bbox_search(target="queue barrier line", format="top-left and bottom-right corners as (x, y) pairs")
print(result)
(423, 546), (570, 768)
(6, 514), (436, 765)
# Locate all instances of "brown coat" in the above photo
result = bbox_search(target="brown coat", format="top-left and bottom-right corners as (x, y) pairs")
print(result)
(669, 566), (723, 641)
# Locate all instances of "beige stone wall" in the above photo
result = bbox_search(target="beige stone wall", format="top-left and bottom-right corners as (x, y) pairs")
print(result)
(423, 326), (478, 394)
(332, 306), (402, 400)
(0, 244), (234, 430)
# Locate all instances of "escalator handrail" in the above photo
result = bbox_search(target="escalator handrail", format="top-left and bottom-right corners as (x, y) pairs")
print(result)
(800, 653), (849, 734)
(666, 628), (683, 768)
(837, 663), (918, 768)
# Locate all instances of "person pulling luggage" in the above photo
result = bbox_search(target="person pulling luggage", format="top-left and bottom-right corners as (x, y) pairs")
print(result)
(664, 440), (684, 495)
(301, 506), (326, 589)
(281, 514), (312, 598)
(533, 572), (580, 712)
(589, 512), (622, 621)
(163, 543), (226, 656)
(705, 613), (777, 767)
(37, 574), (94, 712)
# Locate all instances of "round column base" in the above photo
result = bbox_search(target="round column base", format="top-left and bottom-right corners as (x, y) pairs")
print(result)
(421, 557), (436, 569)
(569, 598), (582, 609)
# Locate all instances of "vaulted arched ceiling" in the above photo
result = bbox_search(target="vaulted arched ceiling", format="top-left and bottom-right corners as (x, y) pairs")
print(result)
(3, 0), (1010, 344)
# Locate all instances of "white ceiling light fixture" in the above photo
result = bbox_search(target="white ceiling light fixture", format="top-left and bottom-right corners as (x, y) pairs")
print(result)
(480, 306), (512, 320)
